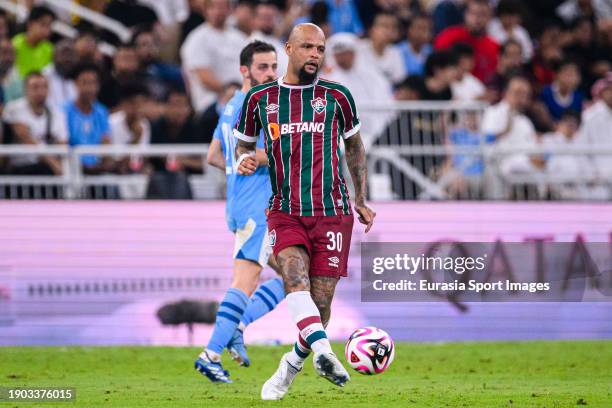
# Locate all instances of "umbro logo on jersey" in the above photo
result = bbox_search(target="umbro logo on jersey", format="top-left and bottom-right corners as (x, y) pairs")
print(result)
(311, 97), (326, 113)
(328, 256), (340, 268)
(265, 104), (279, 114)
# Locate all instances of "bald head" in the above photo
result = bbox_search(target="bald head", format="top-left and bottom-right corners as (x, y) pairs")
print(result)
(285, 23), (326, 85)
(287, 23), (325, 45)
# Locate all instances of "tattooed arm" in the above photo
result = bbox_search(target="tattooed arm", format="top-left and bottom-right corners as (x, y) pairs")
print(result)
(344, 132), (376, 233)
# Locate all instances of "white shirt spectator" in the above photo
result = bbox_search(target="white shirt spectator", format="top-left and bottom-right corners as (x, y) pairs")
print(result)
(43, 64), (77, 112)
(181, 23), (247, 112)
(481, 101), (538, 176)
(326, 61), (394, 148)
(357, 39), (405, 85)
(557, 0), (612, 23)
(451, 72), (485, 100)
(138, 0), (189, 24)
(2, 98), (67, 165)
(110, 111), (151, 146)
(488, 19), (533, 62)
(542, 131), (609, 199)
(249, 31), (289, 76)
(580, 100), (612, 179)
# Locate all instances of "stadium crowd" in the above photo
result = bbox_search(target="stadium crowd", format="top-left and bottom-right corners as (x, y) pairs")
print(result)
(0, 0), (611, 199)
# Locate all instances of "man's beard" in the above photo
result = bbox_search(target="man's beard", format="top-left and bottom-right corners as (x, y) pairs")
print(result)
(298, 65), (318, 84)
(250, 73), (274, 87)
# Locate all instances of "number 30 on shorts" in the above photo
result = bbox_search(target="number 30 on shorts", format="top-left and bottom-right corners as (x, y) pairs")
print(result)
(326, 231), (343, 251)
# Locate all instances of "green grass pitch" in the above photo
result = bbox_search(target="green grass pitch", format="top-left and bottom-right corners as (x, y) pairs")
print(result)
(1, 341), (611, 407)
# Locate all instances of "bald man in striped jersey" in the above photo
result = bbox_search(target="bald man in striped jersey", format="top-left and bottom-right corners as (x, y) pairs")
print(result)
(233, 23), (375, 400)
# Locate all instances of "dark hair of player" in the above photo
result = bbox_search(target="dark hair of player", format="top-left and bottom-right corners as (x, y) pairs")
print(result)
(239, 40), (276, 68)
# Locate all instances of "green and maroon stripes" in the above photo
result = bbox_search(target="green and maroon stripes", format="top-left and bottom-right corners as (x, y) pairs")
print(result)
(289, 88), (303, 215)
(233, 78), (359, 216)
(300, 87), (314, 216)
(278, 85), (291, 213)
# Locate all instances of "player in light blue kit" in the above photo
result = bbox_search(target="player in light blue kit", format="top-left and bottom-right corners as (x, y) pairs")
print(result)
(195, 41), (285, 383)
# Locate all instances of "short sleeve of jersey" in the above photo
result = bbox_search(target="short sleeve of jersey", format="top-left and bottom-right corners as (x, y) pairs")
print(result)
(233, 88), (262, 143)
(336, 86), (361, 139)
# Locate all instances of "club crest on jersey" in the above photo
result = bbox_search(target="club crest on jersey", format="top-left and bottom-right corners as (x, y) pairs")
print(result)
(265, 103), (279, 114)
(311, 97), (326, 113)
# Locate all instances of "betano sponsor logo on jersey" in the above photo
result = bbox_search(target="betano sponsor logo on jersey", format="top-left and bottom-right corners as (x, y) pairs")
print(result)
(267, 122), (325, 140)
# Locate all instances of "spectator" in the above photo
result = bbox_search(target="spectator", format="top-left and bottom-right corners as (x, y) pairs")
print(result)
(480, 75), (542, 178)
(485, 39), (524, 103)
(556, 0), (611, 24)
(396, 14), (433, 77)
(133, 28), (184, 101)
(2, 72), (67, 175)
(109, 83), (151, 174)
(563, 17), (610, 92)
(181, 0), (206, 46)
(413, 50), (458, 100)
(181, 0), (247, 112)
(73, 24), (103, 66)
(530, 42), (563, 91)
(232, 0), (256, 36)
(98, 44), (140, 111)
(0, 38), (21, 105)
(451, 43), (485, 100)
(323, 0), (364, 35)
(11, 6), (55, 78)
(148, 89), (207, 199)
(394, 75), (423, 101)
(250, 1), (288, 73)
(540, 59), (584, 122)
(358, 12), (405, 85)
(540, 110), (606, 199)
(65, 64), (112, 174)
(150, 89), (206, 173)
(443, 111), (493, 198)
(432, 0), (465, 36)
(326, 33), (394, 147)
(103, 0), (159, 44)
(581, 74), (612, 182)
(435, 0), (499, 83)
(43, 39), (77, 112)
(198, 82), (240, 146)
(488, 0), (533, 62)
(0, 10), (11, 40)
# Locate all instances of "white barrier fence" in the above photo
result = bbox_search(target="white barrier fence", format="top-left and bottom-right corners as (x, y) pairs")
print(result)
(0, 142), (611, 201)
(0, 144), (224, 200)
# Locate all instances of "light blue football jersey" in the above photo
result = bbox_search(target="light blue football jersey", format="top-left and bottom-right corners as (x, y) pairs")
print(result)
(213, 90), (272, 230)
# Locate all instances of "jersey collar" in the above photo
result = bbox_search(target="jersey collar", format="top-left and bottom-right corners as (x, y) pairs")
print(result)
(278, 76), (319, 89)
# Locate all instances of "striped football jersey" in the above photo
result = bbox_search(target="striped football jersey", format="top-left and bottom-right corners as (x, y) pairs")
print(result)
(234, 77), (361, 216)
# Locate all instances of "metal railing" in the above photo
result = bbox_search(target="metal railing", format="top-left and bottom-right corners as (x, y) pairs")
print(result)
(0, 144), (223, 200)
(0, 142), (610, 201)
(1, 97), (611, 201)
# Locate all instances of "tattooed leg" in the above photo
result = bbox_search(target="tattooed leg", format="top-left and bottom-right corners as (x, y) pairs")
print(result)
(310, 276), (339, 326)
(277, 246), (310, 293)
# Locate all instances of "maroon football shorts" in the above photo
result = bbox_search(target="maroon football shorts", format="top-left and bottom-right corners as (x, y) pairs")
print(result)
(267, 209), (354, 278)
